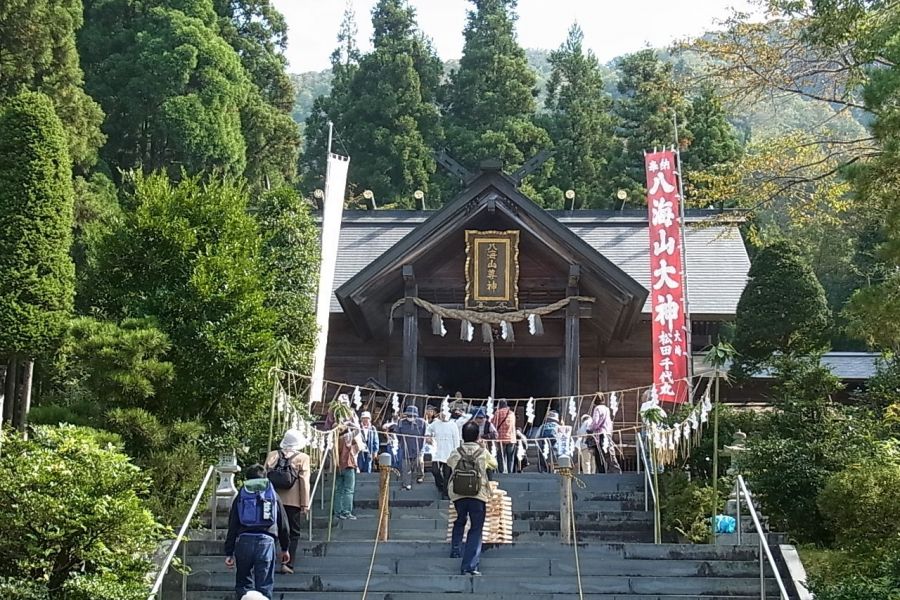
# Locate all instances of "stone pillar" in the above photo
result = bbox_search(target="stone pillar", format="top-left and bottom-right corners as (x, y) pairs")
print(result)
(211, 451), (240, 538)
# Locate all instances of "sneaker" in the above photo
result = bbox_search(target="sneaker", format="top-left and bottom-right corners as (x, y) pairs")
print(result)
(403, 485), (412, 491)
(344, 513), (358, 520)
(335, 513), (347, 520)
(279, 564), (294, 574)
(416, 477), (424, 484)
(463, 570), (482, 576)
(449, 552), (460, 559)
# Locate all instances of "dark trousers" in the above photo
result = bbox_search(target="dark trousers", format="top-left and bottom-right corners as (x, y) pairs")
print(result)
(451, 498), (487, 574)
(234, 533), (275, 600)
(538, 443), (556, 473)
(432, 461), (451, 495)
(284, 506), (304, 568)
(498, 443), (516, 473)
(592, 438), (622, 474)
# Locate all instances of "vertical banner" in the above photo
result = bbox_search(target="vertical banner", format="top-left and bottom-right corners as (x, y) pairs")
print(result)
(309, 153), (350, 405)
(645, 150), (689, 403)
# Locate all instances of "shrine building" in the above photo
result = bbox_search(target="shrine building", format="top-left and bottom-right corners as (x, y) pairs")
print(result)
(323, 163), (750, 425)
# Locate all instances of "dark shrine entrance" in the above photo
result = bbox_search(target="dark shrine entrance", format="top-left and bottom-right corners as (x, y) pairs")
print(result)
(424, 357), (559, 401)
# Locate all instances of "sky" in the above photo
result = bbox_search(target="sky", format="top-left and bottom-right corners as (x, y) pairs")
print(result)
(272, 0), (756, 74)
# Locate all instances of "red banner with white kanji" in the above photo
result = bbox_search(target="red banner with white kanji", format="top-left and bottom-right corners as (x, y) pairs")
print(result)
(645, 150), (689, 403)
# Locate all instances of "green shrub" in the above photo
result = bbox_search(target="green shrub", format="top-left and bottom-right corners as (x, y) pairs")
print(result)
(818, 448), (900, 559)
(659, 471), (723, 543)
(0, 425), (161, 598)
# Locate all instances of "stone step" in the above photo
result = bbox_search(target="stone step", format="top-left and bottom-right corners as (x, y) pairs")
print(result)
(185, 555), (768, 578)
(188, 591), (759, 600)
(183, 573), (781, 596)
(183, 539), (764, 561)
(187, 593), (767, 600)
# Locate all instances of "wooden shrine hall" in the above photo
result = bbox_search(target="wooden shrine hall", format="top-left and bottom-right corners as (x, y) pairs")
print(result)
(324, 162), (750, 425)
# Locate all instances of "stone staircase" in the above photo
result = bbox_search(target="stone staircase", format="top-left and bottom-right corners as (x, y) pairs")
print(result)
(169, 471), (789, 599)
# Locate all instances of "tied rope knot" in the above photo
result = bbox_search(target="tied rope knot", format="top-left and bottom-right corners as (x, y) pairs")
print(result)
(556, 466), (587, 489)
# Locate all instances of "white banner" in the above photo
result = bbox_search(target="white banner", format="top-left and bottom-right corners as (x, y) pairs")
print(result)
(308, 153), (350, 404)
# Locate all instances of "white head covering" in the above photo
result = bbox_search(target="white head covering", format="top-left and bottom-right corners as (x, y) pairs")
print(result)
(242, 592), (268, 600)
(360, 411), (372, 419)
(280, 428), (306, 451)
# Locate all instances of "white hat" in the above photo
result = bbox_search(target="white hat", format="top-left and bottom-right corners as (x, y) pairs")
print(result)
(360, 411), (372, 419)
(338, 393), (350, 404)
(280, 428), (306, 450)
(242, 592), (268, 600)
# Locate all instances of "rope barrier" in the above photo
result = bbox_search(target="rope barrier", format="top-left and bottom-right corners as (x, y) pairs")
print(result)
(270, 367), (715, 406)
(361, 465), (392, 600)
(558, 466), (586, 600)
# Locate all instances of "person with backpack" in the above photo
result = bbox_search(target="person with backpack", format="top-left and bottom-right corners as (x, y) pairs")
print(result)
(224, 464), (291, 600)
(264, 429), (310, 574)
(537, 411), (560, 473)
(446, 421), (498, 576)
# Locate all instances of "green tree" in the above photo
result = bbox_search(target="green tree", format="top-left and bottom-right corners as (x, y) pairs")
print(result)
(682, 85), (743, 200)
(300, 1), (360, 193)
(253, 188), (319, 372)
(0, 425), (160, 599)
(0, 92), (75, 431)
(0, 0), (105, 169)
(731, 240), (831, 377)
(341, 0), (442, 205)
(541, 23), (618, 208)
(79, 0), (250, 177)
(214, 0), (300, 188)
(742, 356), (876, 544)
(104, 408), (207, 523)
(442, 0), (550, 177)
(72, 173), (122, 306)
(84, 173), (275, 424)
(609, 49), (691, 204)
(67, 317), (174, 409)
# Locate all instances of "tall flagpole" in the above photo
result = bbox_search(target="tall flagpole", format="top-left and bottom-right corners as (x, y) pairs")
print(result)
(672, 111), (694, 384)
(308, 121), (349, 405)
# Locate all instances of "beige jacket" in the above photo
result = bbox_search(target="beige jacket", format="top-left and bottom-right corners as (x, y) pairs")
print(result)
(446, 442), (498, 503)
(264, 449), (311, 509)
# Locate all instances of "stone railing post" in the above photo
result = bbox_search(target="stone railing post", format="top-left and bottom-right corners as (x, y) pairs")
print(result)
(377, 452), (393, 541)
(556, 455), (573, 545)
(210, 450), (240, 539)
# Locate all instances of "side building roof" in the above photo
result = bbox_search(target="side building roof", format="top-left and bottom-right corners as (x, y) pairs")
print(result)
(330, 209), (750, 318)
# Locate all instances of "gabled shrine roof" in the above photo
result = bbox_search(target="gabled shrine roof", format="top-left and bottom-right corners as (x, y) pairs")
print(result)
(329, 209), (748, 318)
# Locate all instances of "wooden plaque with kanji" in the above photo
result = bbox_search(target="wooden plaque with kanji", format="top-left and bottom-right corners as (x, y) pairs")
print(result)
(465, 230), (519, 311)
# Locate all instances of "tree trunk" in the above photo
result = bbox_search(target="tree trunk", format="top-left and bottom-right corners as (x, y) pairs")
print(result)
(4, 357), (16, 425)
(0, 363), (6, 429)
(17, 359), (34, 437)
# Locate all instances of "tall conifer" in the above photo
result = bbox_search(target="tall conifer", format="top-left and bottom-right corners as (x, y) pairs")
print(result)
(609, 50), (691, 204)
(340, 0), (442, 206)
(542, 24), (618, 208)
(442, 0), (549, 173)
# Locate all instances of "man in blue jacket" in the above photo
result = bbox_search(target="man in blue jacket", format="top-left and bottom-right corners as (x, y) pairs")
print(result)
(224, 464), (292, 600)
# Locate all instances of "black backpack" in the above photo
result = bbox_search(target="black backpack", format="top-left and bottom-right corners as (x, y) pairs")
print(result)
(267, 450), (298, 490)
(451, 446), (484, 497)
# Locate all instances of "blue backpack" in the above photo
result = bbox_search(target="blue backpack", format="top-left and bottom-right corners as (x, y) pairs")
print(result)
(237, 483), (278, 528)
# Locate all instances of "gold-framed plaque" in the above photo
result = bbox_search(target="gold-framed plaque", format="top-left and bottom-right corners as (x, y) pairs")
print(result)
(465, 230), (519, 311)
